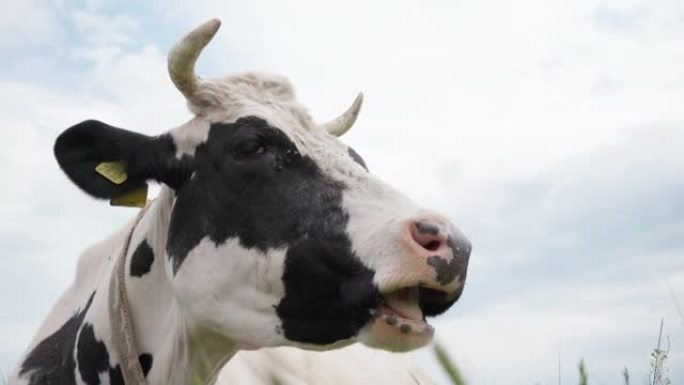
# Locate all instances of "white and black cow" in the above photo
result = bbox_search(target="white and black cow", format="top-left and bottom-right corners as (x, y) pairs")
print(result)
(11, 19), (471, 385)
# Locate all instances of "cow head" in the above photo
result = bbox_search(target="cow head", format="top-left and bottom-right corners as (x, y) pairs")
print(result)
(53, 19), (471, 353)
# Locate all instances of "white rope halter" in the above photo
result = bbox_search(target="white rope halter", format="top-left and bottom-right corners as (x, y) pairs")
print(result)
(108, 203), (152, 385)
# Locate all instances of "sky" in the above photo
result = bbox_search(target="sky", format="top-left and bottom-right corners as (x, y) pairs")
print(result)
(1, 0), (683, 384)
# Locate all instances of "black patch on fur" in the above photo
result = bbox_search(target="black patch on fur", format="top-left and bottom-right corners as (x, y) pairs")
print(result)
(130, 240), (154, 277)
(138, 354), (153, 376)
(347, 147), (368, 171)
(54, 120), (193, 199)
(109, 366), (124, 385)
(166, 116), (380, 344)
(77, 323), (153, 385)
(277, 233), (380, 344)
(426, 233), (471, 285)
(426, 256), (466, 286)
(19, 293), (95, 385)
(76, 324), (109, 385)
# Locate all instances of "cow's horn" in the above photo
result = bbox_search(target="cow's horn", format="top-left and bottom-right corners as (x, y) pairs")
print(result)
(168, 18), (221, 101)
(322, 92), (364, 137)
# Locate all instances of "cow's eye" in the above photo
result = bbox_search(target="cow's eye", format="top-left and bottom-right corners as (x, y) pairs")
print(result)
(234, 140), (267, 157)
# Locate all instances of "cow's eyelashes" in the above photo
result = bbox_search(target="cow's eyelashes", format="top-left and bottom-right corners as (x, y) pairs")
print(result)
(234, 139), (267, 157)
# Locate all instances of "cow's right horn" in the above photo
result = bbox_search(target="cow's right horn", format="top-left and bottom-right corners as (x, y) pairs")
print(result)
(322, 92), (364, 137)
(168, 18), (221, 101)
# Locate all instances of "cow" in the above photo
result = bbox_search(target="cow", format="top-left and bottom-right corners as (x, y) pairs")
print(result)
(10, 18), (471, 385)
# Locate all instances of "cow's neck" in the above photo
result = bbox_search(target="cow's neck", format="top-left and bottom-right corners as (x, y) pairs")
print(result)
(111, 187), (237, 385)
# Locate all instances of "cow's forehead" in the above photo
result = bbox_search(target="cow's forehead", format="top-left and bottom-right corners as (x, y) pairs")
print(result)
(189, 72), (310, 125)
(170, 71), (357, 172)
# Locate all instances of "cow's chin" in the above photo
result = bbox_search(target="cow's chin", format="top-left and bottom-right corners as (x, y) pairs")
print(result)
(357, 287), (433, 352)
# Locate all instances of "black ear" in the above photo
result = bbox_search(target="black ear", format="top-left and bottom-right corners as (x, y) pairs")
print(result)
(54, 120), (191, 199)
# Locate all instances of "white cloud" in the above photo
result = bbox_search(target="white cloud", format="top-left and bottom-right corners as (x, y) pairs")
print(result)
(0, 0), (61, 48)
(148, 0), (684, 195)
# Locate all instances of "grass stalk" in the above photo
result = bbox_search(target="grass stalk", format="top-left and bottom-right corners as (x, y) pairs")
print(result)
(577, 358), (588, 385)
(434, 342), (467, 385)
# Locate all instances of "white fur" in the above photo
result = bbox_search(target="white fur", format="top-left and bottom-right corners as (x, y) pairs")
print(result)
(172, 237), (287, 349)
(218, 344), (436, 385)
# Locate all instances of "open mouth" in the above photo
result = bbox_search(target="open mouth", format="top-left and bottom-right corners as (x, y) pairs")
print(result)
(377, 286), (456, 328)
(360, 285), (461, 351)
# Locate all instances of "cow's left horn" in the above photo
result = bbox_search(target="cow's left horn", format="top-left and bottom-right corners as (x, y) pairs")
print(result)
(168, 18), (221, 101)
(322, 92), (364, 137)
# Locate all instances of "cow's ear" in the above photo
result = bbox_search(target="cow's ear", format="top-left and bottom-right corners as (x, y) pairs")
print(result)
(54, 120), (192, 200)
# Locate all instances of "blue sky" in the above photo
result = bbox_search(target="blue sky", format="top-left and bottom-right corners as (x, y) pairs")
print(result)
(1, 0), (683, 383)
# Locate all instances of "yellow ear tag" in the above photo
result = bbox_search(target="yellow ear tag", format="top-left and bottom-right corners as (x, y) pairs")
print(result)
(95, 162), (128, 185)
(110, 185), (148, 208)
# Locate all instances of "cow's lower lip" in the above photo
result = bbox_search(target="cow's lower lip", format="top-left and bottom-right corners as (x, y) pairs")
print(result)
(381, 286), (425, 321)
(358, 287), (436, 351)
(375, 302), (434, 332)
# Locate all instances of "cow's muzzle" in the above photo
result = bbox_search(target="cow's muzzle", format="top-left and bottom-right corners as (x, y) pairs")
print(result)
(358, 216), (471, 351)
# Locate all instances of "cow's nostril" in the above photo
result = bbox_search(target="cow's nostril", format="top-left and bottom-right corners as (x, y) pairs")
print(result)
(410, 221), (446, 253)
(423, 240), (441, 252)
(415, 221), (440, 236)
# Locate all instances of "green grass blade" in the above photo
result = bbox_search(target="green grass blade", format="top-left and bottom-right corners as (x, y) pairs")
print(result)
(433, 343), (467, 385)
(578, 358), (588, 385)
